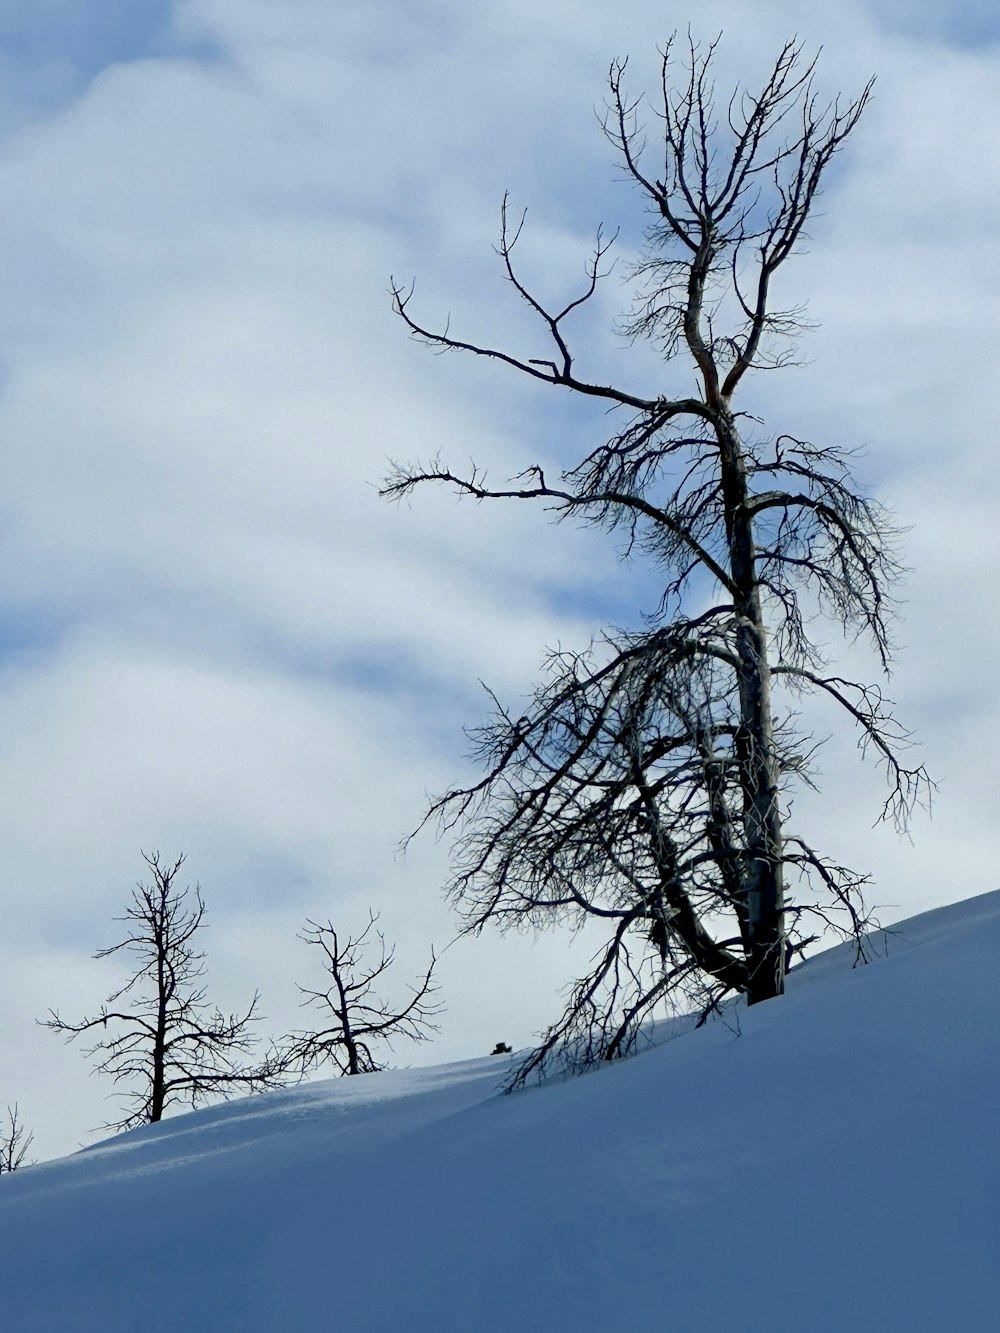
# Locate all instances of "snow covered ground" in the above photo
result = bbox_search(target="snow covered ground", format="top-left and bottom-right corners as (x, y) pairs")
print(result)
(2, 891), (997, 1332)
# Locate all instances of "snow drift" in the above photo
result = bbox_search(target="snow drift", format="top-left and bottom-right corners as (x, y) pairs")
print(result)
(2, 892), (998, 1332)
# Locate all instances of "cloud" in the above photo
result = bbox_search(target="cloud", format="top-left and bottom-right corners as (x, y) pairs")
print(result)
(0, 0), (209, 131)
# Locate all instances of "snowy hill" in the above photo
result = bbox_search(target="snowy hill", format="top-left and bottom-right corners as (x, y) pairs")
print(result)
(2, 893), (998, 1332)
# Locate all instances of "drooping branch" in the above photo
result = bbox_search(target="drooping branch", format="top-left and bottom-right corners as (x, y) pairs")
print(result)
(381, 458), (738, 595)
(771, 667), (933, 827)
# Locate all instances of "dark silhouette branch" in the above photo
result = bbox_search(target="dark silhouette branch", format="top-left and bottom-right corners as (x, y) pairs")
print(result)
(281, 911), (441, 1076)
(44, 852), (283, 1133)
(0, 1104), (34, 1174)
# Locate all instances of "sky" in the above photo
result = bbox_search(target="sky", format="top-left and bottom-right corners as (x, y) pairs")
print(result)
(0, 0), (998, 1161)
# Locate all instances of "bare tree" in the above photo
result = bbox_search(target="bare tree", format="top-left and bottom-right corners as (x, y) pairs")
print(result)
(0, 1104), (33, 1174)
(44, 852), (284, 1132)
(282, 911), (440, 1076)
(384, 36), (930, 1083)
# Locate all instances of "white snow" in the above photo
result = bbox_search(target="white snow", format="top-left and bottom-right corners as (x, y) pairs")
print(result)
(2, 891), (998, 1332)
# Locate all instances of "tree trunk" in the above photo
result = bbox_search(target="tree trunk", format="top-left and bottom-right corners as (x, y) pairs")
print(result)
(717, 409), (785, 1004)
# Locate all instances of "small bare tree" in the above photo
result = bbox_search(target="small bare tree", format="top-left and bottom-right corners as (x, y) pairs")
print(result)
(0, 1104), (33, 1174)
(282, 911), (440, 1076)
(45, 852), (283, 1132)
(384, 36), (930, 1084)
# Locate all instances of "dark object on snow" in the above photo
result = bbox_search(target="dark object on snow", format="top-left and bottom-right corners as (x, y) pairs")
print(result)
(492, 1042), (513, 1055)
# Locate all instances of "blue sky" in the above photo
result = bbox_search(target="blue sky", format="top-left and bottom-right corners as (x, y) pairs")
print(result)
(0, 2), (204, 123)
(874, 0), (1000, 45)
(1, 0), (998, 1159)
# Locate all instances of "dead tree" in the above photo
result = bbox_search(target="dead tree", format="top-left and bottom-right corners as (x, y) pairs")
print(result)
(383, 36), (931, 1084)
(44, 852), (284, 1132)
(282, 911), (440, 1076)
(0, 1104), (33, 1174)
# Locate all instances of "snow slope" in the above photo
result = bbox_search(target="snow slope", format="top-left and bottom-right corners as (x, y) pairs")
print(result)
(2, 892), (998, 1332)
